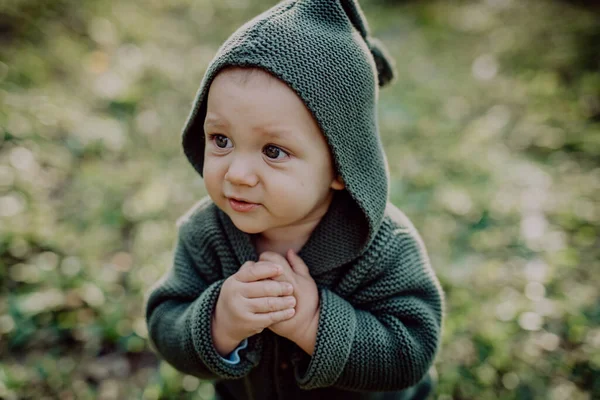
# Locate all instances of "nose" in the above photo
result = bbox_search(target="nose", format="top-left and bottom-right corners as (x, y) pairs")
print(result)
(224, 154), (259, 187)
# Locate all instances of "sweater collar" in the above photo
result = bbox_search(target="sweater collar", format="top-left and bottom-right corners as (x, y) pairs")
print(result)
(218, 190), (369, 277)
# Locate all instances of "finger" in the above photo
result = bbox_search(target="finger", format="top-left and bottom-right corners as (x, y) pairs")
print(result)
(287, 249), (310, 276)
(259, 251), (290, 269)
(268, 274), (290, 284)
(236, 261), (281, 283)
(241, 280), (294, 298)
(259, 252), (296, 283)
(247, 296), (296, 313)
(257, 308), (295, 326)
(255, 261), (295, 282)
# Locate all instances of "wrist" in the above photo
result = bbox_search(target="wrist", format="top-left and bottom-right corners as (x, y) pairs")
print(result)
(296, 308), (320, 356)
(211, 311), (244, 356)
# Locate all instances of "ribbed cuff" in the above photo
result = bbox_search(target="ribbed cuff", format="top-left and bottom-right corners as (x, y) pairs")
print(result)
(295, 288), (357, 389)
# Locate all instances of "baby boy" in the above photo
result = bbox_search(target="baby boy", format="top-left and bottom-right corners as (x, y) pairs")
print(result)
(145, 1), (444, 399)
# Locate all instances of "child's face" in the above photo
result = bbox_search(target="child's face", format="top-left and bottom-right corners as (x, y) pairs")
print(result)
(203, 68), (344, 236)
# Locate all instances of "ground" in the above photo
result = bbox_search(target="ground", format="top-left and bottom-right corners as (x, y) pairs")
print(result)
(0, 0), (598, 399)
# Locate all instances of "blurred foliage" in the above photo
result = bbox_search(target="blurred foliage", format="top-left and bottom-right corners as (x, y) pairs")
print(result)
(0, 0), (599, 399)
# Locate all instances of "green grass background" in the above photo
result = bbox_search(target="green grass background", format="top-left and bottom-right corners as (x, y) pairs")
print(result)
(0, 0), (598, 399)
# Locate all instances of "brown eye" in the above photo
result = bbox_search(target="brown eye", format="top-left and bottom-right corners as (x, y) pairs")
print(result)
(213, 135), (231, 148)
(263, 145), (288, 160)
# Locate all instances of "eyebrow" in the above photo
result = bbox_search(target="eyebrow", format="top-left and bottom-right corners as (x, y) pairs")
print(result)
(257, 128), (290, 139)
(204, 116), (227, 128)
(204, 116), (295, 141)
(258, 129), (301, 148)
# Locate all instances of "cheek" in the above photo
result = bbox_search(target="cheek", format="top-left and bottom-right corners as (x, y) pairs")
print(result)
(299, 159), (335, 193)
(203, 157), (226, 193)
(266, 173), (314, 210)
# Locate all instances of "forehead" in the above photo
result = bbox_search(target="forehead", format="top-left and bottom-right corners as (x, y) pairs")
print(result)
(205, 67), (325, 140)
(209, 67), (285, 98)
(217, 67), (275, 86)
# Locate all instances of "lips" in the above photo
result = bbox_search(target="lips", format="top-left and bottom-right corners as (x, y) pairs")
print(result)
(227, 197), (260, 212)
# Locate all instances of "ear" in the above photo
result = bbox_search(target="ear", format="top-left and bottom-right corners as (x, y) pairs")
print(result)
(330, 175), (345, 190)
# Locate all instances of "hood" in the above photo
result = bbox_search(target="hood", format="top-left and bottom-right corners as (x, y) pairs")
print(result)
(182, 0), (395, 261)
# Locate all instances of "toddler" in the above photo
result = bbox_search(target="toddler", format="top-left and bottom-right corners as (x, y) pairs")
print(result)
(145, 1), (444, 399)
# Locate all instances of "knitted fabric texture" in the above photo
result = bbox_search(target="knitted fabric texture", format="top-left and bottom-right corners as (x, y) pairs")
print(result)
(145, 1), (444, 399)
(145, 195), (444, 399)
(182, 0), (396, 251)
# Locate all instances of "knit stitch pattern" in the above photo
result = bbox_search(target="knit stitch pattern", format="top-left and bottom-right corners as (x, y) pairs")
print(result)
(145, 195), (444, 399)
(182, 0), (396, 249)
(145, 1), (444, 399)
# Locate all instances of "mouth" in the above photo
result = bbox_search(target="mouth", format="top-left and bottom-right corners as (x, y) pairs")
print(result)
(227, 197), (260, 213)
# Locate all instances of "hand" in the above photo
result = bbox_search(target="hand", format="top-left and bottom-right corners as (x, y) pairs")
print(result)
(212, 260), (297, 356)
(260, 250), (320, 355)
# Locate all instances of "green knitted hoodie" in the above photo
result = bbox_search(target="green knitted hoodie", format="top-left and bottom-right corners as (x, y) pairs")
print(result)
(145, 1), (444, 399)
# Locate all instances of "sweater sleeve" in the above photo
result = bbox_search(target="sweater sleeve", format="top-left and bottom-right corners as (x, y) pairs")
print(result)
(144, 225), (261, 379)
(220, 338), (248, 364)
(294, 228), (444, 391)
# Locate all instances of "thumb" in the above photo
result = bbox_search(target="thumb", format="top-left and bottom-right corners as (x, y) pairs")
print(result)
(287, 249), (310, 277)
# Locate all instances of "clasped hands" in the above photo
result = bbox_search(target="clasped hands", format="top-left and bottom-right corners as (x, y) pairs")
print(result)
(212, 249), (320, 357)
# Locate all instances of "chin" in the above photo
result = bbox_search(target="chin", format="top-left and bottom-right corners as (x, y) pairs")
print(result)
(229, 217), (265, 234)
